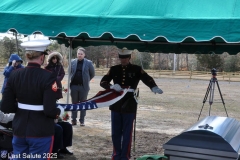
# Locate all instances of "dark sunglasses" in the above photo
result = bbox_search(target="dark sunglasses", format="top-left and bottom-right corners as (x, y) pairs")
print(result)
(52, 56), (58, 60)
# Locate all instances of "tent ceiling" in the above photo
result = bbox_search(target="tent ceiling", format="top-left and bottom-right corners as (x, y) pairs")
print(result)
(51, 34), (240, 54)
(1, 0), (240, 54)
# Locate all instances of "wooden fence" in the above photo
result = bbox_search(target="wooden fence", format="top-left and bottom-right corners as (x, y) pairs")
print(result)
(94, 68), (240, 82)
(1, 66), (240, 82)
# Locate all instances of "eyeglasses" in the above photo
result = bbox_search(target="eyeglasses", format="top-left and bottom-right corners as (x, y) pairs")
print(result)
(52, 57), (57, 60)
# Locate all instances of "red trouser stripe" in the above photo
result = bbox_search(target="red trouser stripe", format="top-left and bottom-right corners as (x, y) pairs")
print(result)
(47, 136), (54, 160)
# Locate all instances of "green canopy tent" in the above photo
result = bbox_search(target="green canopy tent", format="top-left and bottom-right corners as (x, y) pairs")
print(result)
(1, 0), (240, 54)
(1, 0), (240, 103)
(2, 2), (240, 156)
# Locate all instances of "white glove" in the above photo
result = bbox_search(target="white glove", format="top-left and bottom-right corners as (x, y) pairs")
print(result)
(57, 105), (65, 118)
(110, 84), (123, 92)
(151, 86), (163, 94)
(0, 112), (14, 123)
(12, 60), (16, 67)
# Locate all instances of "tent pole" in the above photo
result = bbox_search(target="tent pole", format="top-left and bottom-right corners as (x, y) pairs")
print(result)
(67, 38), (73, 104)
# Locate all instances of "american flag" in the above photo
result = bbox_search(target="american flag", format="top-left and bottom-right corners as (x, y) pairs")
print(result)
(57, 88), (129, 111)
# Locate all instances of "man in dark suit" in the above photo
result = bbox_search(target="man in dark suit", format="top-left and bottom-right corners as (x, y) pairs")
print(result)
(70, 47), (95, 126)
(100, 48), (163, 160)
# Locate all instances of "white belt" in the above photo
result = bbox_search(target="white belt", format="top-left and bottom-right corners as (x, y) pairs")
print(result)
(18, 103), (44, 111)
(126, 88), (139, 103)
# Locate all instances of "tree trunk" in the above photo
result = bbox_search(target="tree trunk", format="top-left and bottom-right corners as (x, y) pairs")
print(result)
(153, 53), (156, 69)
(177, 54), (179, 70)
(96, 58), (99, 68)
(158, 53), (161, 69)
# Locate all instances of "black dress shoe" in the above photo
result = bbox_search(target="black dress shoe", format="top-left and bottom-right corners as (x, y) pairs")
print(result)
(59, 148), (73, 155)
(71, 121), (77, 126)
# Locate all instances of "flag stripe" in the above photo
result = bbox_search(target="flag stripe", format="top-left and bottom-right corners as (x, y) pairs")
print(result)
(57, 88), (128, 111)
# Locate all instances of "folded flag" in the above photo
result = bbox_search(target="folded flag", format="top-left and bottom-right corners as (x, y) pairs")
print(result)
(57, 88), (128, 111)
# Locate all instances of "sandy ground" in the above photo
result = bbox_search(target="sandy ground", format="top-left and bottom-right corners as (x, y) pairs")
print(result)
(54, 75), (240, 160)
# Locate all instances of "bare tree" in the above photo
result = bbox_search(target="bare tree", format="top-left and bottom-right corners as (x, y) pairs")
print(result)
(177, 54), (179, 70)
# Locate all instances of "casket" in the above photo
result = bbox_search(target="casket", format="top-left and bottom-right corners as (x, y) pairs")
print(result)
(163, 116), (240, 160)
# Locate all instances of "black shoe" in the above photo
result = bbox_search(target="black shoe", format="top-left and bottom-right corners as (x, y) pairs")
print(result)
(71, 120), (77, 126)
(59, 148), (73, 155)
(56, 152), (65, 159)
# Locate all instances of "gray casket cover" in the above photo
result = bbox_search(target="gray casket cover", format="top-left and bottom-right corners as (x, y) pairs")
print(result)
(163, 116), (240, 160)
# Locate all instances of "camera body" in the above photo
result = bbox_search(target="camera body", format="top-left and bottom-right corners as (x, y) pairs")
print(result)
(211, 68), (217, 76)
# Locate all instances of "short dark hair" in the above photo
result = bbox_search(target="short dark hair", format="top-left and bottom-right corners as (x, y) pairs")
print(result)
(77, 47), (85, 53)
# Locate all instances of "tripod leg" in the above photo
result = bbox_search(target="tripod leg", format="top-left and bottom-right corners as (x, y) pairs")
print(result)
(203, 80), (212, 103)
(216, 80), (229, 117)
(198, 104), (205, 121)
(208, 80), (215, 116)
(198, 80), (212, 121)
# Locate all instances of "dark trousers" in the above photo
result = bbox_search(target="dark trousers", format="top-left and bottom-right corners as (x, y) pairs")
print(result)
(111, 111), (135, 160)
(12, 136), (53, 160)
(70, 85), (88, 123)
(53, 122), (73, 153)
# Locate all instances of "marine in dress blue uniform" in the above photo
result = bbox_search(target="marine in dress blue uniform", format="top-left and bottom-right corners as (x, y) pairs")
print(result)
(1, 40), (65, 160)
(100, 48), (163, 160)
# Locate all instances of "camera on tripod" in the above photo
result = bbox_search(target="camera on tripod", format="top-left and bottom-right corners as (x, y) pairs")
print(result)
(211, 68), (217, 76)
(198, 67), (228, 121)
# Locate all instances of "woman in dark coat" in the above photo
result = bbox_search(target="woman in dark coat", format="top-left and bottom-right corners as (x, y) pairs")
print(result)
(45, 51), (65, 99)
(45, 51), (73, 158)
